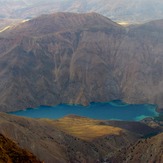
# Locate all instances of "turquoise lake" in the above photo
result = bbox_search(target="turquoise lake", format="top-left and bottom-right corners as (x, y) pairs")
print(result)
(10, 100), (159, 121)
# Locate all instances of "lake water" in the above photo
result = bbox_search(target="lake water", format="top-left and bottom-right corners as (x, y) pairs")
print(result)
(9, 100), (159, 121)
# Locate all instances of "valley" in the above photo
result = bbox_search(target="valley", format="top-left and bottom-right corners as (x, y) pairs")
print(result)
(0, 1), (163, 162)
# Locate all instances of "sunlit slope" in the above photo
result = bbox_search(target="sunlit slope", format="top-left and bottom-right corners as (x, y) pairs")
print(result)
(0, 19), (22, 31)
(50, 116), (122, 140)
(0, 26), (10, 33)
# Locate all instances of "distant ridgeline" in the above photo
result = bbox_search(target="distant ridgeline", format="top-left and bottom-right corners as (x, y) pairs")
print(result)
(1, 0), (163, 23)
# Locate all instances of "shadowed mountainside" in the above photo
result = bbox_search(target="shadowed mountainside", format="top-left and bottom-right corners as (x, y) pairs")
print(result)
(0, 13), (163, 112)
(0, 113), (161, 163)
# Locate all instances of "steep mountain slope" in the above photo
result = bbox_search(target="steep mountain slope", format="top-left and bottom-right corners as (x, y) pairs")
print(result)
(0, 134), (41, 163)
(0, 113), (160, 163)
(0, 13), (163, 112)
(118, 19), (163, 106)
(0, 0), (163, 23)
(0, 12), (126, 112)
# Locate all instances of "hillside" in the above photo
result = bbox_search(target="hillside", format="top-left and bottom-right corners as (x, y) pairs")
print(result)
(0, 113), (161, 163)
(0, 13), (163, 112)
(107, 133), (163, 163)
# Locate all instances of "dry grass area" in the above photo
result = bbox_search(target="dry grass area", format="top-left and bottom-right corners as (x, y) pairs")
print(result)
(49, 116), (123, 141)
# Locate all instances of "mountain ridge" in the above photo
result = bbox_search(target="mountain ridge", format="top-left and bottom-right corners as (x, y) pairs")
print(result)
(1, 13), (163, 112)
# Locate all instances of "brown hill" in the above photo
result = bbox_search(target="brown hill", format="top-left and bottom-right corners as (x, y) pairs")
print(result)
(0, 113), (161, 163)
(0, 133), (41, 163)
(0, 13), (163, 112)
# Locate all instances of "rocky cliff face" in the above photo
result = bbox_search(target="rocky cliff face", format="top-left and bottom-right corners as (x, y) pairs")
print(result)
(0, 13), (163, 112)
(119, 19), (163, 106)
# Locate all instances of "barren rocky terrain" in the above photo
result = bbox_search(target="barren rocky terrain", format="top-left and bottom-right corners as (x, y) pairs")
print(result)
(0, 13), (163, 112)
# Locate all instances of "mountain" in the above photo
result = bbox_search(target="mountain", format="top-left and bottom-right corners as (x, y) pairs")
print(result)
(0, 12), (125, 112)
(0, 0), (163, 24)
(0, 113), (161, 163)
(0, 13), (163, 112)
(0, 133), (41, 163)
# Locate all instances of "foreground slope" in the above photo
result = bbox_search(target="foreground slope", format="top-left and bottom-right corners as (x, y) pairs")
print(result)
(0, 13), (163, 112)
(0, 113), (161, 163)
(0, 134), (41, 163)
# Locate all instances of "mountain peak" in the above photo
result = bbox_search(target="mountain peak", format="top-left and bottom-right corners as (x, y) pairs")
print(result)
(6, 12), (122, 37)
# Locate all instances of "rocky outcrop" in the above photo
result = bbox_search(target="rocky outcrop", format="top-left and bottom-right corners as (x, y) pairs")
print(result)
(0, 13), (163, 112)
